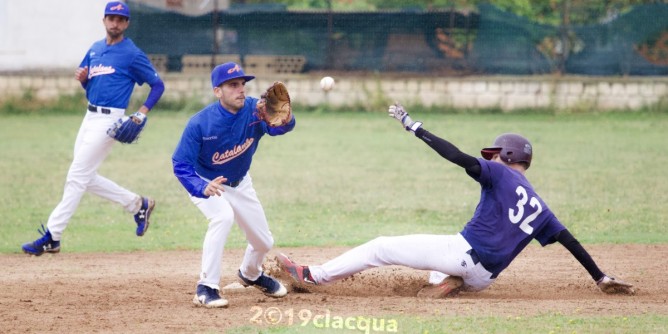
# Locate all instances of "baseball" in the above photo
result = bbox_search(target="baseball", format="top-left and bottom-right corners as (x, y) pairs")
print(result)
(320, 76), (335, 92)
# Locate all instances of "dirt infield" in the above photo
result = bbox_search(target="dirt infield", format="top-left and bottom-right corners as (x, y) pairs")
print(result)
(2, 244), (666, 333)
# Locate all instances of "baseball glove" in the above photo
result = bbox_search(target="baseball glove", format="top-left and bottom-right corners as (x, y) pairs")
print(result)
(256, 81), (292, 127)
(107, 112), (148, 144)
(597, 275), (635, 295)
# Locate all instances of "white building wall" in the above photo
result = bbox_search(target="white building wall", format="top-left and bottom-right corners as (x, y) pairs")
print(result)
(1, 73), (666, 111)
(0, 0), (108, 72)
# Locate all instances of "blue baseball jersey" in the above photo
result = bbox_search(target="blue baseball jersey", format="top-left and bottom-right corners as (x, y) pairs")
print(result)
(79, 38), (160, 109)
(461, 158), (566, 276)
(172, 98), (296, 198)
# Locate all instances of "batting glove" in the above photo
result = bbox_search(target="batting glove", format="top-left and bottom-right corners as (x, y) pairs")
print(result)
(388, 103), (422, 133)
(597, 275), (635, 295)
(130, 111), (147, 125)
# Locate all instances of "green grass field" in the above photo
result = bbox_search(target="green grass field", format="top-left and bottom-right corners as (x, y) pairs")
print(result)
(2, 110), (667, 333)
(1, 111), (667, 254)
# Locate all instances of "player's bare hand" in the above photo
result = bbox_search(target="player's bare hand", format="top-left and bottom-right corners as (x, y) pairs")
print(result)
(204, 176), (227, 197)
(75, 66), (89, 83)
(597, 275), (635, 295)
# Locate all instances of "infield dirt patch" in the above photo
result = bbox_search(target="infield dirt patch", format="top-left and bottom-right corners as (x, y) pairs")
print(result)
(2, 244), (666, 333)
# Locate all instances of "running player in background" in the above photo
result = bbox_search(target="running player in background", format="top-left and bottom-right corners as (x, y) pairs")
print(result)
(21, 1), (164, 255)
(278, 103), (635, 298)
(172, 62), (295, 308)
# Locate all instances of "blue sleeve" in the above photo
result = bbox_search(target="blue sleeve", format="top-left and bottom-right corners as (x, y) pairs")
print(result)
(534, 214), (567, 246)
(172, 123), (209, 198)
(79, 51), (90, 68)
(144, 79), (164, 110)
(172, 158), (209, 198)
(472, 158), (495, 188)
(265, 114), (296, 136)
(129, 51), (161, 86)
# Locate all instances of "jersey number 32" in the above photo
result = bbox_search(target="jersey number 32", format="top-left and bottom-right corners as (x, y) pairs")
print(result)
(508, 185), (543, 235)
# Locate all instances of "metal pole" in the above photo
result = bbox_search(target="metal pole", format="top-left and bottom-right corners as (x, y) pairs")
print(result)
(212, 0), (219, 70)
(326, 0), (333, 70)
(558, 0), (570, 75)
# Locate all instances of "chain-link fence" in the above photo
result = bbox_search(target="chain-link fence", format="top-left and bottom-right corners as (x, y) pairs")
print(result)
(126, 2), (668, 76)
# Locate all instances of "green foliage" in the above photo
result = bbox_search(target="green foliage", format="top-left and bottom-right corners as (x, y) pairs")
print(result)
(0, 89), (205, 115)
(370, 0), (471, 10)
(234, 0), (655, 25)
(491, 0), (652, 25)
(249, 0), (377, 11)
(0, 91), (87, 115)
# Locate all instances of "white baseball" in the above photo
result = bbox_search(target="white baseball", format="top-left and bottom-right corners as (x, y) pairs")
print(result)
(320, 76), (335, 92)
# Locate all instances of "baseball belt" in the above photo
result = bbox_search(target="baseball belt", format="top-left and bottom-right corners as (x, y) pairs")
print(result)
(88, 103), (111, 114)
(223, 178), (242, 188)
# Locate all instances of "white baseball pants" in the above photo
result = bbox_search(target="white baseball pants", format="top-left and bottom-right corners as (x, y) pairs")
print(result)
(309, 233), (496, 291)
(190, 174), (274, 290)
(46, 107), (142, 240)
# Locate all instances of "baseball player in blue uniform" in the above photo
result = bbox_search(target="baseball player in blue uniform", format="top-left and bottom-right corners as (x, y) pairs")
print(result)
(173, 62), (295, 308)
(278, 103), (635, 297)
(21, 1), (164, 255)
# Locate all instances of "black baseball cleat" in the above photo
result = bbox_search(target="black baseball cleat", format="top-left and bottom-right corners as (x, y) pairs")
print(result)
(21, 224), (61, 256)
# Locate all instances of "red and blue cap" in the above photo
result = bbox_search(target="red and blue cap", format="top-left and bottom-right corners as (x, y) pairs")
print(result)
(211, 62), (255, 88)
(105, 1), (130, 19)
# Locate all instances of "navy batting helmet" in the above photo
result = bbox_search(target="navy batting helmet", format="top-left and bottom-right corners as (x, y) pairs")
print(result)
(480, 133), (533, 168)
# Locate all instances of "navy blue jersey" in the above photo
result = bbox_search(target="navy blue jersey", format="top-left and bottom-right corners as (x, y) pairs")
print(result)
(172, 98), (295, 198)
(79, 38), (160, 109)
(460, 158), (566, 276)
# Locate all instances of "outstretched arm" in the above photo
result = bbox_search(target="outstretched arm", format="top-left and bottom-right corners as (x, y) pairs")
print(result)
(415, 127), (481, 176)
(554, 229), (635, 295)
(388, 103), (481, 176)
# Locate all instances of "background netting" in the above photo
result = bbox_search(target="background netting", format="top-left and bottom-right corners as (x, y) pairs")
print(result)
(125, 2), (668, 76)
